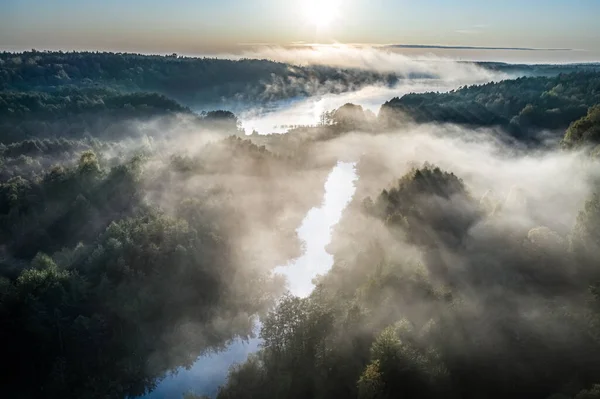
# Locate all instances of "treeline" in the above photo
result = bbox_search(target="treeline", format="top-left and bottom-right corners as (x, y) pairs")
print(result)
(0, 88), (249, 142)
(0, 51), (399, 105)
(0, 87), (189, 118)
(283, 73), (600, 148)
(380, 72), (600, 141)
(4, 51), (600, 145)
(0, 88), (193, 142)
(214, 163), (600, 399)
(0, 137), (140, 180)
(473, 61), (600, 77)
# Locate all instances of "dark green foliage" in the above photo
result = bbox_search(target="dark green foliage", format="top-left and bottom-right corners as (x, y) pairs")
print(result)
(0, 87), (251, 142)
(0, 88), (195, 142)
(381, 72), (600, 141)
(362, 321), (449, 399)
(0, 88), (188, 119)
(4, 52), (600, 399)
(0, 51), (399, 105)
(217, 294), (339, 399)
(0, 50), (401, 143)
(201, 110), (242, 132)
(0, 211), (267, 398)
(218, 164), (600, 399)
(357, 360), (385, 399)
(563, 105), (600, 148)
(366, 165), (480, 249)
(472, 62), (600, 77)
(0, 133), (309, 398)
(0, 151), (145, 259)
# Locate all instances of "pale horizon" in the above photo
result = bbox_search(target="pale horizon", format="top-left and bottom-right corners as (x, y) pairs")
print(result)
(3, 0), (600, 63)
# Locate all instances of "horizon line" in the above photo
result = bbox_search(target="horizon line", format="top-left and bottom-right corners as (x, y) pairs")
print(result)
(383, 44), (574, 52)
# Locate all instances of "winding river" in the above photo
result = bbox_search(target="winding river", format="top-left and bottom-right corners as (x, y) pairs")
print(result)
(144, 161), (358, 398)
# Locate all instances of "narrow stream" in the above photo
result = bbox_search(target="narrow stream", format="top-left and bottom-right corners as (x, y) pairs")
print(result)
(144, 161), (358, 398)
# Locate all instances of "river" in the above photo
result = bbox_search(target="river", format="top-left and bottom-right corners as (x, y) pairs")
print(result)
(143, 161), (358, 398)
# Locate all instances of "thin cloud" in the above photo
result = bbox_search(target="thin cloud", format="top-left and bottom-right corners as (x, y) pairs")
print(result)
(384, 44), (573, 51)
(455, 29), (478, 35)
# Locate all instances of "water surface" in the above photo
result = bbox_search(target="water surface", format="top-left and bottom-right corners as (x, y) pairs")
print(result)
(144, 161), (358, 398)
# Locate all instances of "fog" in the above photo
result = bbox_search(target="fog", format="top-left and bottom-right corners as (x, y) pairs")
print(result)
(326, 126), (597, 227)
(4, 35), (600, 399)
(143, 160), (358, 398)
(275, 161), (358, 297)
(234, 46), (509, 134)
(140, 57), (504, 398)
(220, 43), (600, 65)
(142, 122), (598, 399)
(240, 78), (487, 134)
(7, 49), (588, 399)
(138, 52), (600, 398)
(314, 125), (600, 393)
(232, 45), (507, 79)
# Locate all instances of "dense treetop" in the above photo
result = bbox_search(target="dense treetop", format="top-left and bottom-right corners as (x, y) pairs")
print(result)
(0, 51), (399, 105)
(381, 72), (600, 141)
(0, 129), (334, 397)
(563, 105), (600, 149)
(215, 163), (600, 399)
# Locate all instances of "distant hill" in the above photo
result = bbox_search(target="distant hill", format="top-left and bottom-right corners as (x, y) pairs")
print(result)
(0, 51), (400, 108)
(0, 87), (198, 142)
(380, 71), (600, 142)
(473, 61), (600, 77)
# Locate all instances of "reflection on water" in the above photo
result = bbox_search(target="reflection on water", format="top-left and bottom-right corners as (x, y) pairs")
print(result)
(143, 161), (358, 398)
(144, 335), (261, 399)
(275, 161), (358, 297)
(240, 77), (498, 135)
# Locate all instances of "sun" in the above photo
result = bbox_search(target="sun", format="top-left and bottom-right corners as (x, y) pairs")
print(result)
(303, 0), (342, 28)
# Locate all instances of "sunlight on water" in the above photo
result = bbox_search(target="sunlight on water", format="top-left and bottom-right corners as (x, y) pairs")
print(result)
(275, 161), (358, 297)
(144, 161), (358, 398)
(240, 78), (496, 135)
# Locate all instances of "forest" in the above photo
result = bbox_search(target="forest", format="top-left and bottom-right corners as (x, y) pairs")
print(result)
(381, 72), (600, 142)
(0, 51), (400, 105)
(1, 51), (600, 399)
(214, 162), (600, 399)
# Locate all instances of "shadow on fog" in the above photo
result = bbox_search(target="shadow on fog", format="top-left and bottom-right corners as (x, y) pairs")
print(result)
(143, 161), (358, 399)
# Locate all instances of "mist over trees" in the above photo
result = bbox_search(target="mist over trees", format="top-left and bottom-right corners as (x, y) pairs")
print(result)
(0, 130), (340, 397)
(381, 72), (600, 142)
(0, 51), (400, 105)
(2, 51), (600, 399)
(215, 159), (600, 399)
(563, 105), (600, 149)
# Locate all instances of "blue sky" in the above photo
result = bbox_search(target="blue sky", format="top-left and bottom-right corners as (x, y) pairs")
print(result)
(1, 0), (599, 54)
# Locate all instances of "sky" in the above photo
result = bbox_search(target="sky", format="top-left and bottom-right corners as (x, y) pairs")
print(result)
(1, 0), (600, 60)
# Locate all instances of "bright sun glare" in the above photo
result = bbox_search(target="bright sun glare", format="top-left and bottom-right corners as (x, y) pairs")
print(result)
(304, 0), (342, 28)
